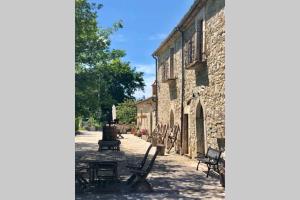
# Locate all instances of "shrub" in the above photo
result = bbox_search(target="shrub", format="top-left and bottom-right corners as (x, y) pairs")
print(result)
(75, 117), (82, 131)
(88, 116), (95, 127)
(116, 99), (137, 125)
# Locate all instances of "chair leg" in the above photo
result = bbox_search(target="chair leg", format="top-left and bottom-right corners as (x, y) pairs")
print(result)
(143, 180), (153, 192)
(129, 176), (144, 191)
(130, 177), (153, 192)
(207, 166), (210, 177)
(216, 165), (220, 173)
(196, 160), (201, 171)
(126, 174), (136, 184)
(129, 178), (139, 190)
(76, 174), (88, 191)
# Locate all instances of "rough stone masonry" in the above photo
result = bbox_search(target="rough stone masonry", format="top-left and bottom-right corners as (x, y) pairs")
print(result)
(153, 0), (225, 158)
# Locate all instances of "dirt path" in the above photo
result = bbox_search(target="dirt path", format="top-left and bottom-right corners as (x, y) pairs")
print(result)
(75, 131), (225, 200)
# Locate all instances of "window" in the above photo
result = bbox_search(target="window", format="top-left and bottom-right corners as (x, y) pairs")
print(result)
(170, 48), (175, 78)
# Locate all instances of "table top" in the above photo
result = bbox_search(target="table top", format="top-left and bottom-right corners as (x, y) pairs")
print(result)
(79, 160), (118, 164)
(77, 150), (126, 163)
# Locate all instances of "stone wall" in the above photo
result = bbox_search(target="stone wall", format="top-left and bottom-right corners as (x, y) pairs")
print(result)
(183, 2), (225, 158)
(157, 36), (182, 128)
(136, 99), (156, 136)
(155, 0), (225, 159)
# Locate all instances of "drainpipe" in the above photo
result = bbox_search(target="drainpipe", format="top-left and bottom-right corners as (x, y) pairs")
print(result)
(152, 55), (158, 126)
(177, 27), (185, 155)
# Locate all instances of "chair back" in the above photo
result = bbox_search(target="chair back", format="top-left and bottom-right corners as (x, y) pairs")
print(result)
(144, 147), (160, 174)
(206, 147), (222, 162)
(140, 144), (152, 168)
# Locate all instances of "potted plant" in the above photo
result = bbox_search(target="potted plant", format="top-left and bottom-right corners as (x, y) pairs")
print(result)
(136, 130), (142, 137)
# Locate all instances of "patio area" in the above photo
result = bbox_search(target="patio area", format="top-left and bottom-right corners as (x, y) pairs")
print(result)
(75, 131), (225, 200)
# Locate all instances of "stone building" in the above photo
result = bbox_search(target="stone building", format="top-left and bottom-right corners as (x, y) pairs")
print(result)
(152, 0), (225, 158)
(136, 82), (157, 135)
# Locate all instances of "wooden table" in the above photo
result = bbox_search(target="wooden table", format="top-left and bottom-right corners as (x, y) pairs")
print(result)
(98, 140), (121, 151)
(76, 150), (126, 184)
(82, 160), (118, 183)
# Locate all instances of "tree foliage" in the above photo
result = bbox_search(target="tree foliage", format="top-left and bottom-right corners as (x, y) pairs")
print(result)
(75, 0), (144, 123)
(116, 99), (137, 125)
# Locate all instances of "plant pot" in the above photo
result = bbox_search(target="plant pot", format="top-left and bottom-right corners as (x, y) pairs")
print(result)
(87, 126), (95, 131)
(151, 137), (157, 146)
(156, 144), (165, 156)
(217, 138), (225, 151)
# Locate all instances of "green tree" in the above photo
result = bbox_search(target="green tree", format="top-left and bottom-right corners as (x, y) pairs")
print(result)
(75, 0), (145, 124)
(116, 99), (137, 124)
(75, 0), (122, 68)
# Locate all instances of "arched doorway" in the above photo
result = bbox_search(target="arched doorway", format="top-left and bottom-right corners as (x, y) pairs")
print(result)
(196, 102), (205, 155)
(170, 110), (174, 128)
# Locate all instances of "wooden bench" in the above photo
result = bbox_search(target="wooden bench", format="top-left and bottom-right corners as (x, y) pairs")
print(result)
(196, 147), (223, 177)
(219, 157), (225, 187)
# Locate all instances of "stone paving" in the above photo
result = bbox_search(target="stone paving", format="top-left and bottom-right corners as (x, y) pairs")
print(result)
(75, 131), (225, 200)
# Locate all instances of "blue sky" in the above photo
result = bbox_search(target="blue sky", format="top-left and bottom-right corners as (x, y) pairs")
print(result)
(91, 0), (194, 99)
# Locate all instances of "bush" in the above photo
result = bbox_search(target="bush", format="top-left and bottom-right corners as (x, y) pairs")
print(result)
(116, 99), (137, 125)
(75, 117), (82, 131)
(88, 116), (95, 127)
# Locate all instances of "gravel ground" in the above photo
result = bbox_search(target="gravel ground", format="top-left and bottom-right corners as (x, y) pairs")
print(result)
(75, 131), (225, 200)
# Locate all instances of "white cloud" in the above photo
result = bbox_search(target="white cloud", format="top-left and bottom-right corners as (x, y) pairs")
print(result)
(134, 64), (155, 76)
(148, 33), (167, 41)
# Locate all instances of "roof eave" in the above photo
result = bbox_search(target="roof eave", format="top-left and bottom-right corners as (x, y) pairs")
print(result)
(135, 96), (155, 105)
(152, 0), (205, 56)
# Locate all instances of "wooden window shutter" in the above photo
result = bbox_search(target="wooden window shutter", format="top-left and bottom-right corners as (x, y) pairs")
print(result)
(197, 19), (203, 61)
(165, 60), (169, 80)
(170, 48), (175, 78)
(188, 40), (193, 64)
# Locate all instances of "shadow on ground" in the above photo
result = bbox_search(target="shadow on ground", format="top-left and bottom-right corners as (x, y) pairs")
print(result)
(75, 132), (224, 199)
